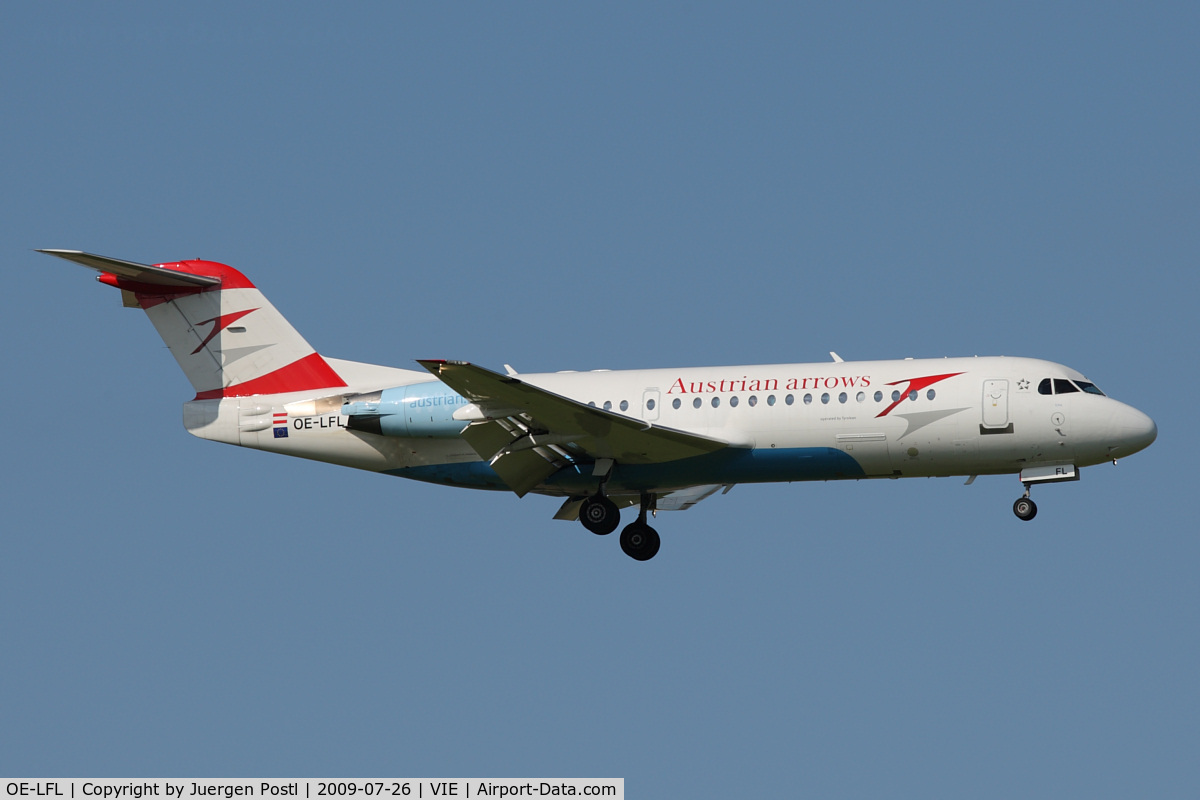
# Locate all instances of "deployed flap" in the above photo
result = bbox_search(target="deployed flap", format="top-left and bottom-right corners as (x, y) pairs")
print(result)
(418, 360), (731, 464)
(460, 420), (562, 497)
(487, 448), (561, 497)
(38, 250), (221, 288)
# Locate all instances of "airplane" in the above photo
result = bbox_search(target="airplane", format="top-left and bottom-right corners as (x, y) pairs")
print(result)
(40, 249), (1158, 561)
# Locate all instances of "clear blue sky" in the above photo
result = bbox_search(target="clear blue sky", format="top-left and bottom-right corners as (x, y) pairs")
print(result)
(3, 3), (1196, 796)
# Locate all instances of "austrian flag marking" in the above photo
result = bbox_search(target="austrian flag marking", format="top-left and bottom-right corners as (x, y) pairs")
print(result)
(273, 412), (288, 438)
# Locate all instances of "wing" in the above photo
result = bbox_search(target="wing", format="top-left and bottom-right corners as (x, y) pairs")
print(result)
(418, 359), (733, 496)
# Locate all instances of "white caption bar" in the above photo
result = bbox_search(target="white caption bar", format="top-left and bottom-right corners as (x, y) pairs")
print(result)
(1, 782), (623, 800)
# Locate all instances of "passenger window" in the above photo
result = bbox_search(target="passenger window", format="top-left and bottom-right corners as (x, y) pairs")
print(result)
(672, 398), (681, 409)
(785, 394), (795, 405)
(874, 391), (883, 402)
(803, 393), (813, 405)
(838, 392), (847, 403)
(711, 397), (720, 408)
(693, 397), (702, 409)
(603, 401), (612, 410)
(821, 393), (830, 404)
(767, 395), (777, 406)
(891, 390), (901, 402)
(926, 389), (935, 400)
(620, 400), (629, 411)
(730, 396), (739, 408)
(748, 396), (758, 407)
(856, 391), (865, 403)
(1054, 379), (1079, 394)
(1038, 378), (1053, 395)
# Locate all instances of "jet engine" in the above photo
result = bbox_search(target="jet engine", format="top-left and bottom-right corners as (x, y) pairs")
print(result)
(341, 381), (469, 437)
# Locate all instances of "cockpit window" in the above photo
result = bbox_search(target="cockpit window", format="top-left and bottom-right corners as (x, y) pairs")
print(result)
(1039, 377), (1106, 396)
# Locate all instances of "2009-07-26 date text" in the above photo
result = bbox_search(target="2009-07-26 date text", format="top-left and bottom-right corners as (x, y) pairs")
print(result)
(317, 786), (411, 797)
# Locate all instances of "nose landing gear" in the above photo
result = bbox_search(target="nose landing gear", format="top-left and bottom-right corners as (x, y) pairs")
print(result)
(1013, 485), (1037, 521)
(1012, 465), (1079, 521)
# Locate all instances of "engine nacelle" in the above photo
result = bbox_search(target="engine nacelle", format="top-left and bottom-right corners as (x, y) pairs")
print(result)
(341, 381), (469, 437)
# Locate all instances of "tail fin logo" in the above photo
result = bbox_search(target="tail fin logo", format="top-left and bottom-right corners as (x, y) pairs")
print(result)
(190, 308), (260, 354)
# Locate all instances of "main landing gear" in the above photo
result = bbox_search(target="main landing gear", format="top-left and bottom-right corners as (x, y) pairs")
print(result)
(578, 491), (660, 561)
(1013, 484), (1037, 521)
(580, 493), (620, 535)
(620, 494), (661, 561)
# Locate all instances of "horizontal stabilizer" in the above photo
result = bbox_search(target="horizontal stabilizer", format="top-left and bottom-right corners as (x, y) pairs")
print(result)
(38, 249), (221, 288)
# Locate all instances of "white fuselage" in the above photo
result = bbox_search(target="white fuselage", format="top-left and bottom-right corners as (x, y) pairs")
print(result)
(184, 355), (1157, 497)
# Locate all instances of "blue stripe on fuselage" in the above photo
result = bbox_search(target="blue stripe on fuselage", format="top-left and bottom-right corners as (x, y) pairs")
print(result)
(547, 447), (863, 493)
(385, 460), (510, 490)
(384, 447), (863, 493)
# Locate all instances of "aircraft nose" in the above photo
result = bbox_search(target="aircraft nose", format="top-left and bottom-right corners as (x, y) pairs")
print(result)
(1107, 404), (1157, 459)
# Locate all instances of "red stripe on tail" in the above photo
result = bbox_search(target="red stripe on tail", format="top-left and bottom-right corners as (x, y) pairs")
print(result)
(193, 353), (346, 400)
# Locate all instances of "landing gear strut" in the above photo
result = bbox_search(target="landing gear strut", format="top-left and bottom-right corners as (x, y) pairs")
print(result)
(619, 493), (660, 561)
(1013, 484), (1038, 521)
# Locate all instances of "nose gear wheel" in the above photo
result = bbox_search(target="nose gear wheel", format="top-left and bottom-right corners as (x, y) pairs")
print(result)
(1013, 496), (1037, 520)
